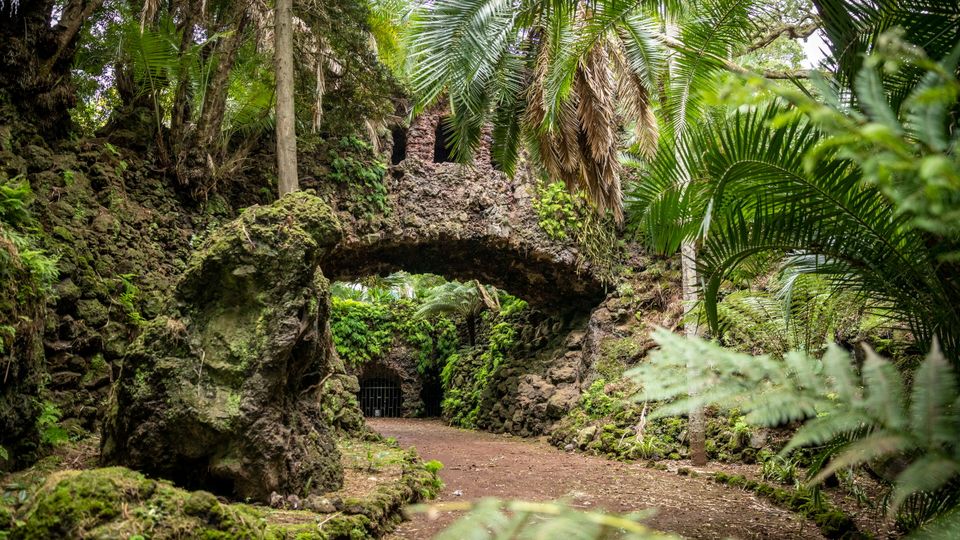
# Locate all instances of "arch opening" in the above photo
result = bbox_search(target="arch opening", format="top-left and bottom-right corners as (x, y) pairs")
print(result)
(358, 366), (403, 418)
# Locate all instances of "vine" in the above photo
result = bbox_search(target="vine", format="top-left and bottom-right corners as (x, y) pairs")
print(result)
(330, 296), (459, 371)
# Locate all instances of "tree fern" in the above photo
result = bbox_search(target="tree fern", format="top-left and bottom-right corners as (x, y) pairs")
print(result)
(630, 329), (960, 535)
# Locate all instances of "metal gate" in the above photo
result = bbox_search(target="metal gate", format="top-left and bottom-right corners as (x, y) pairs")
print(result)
(358, 377), (402, 417)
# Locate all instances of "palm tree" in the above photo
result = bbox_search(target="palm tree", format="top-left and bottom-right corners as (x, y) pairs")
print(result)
(627, 0), (960, 362)
(408, 0), (675, 221)
(416, 281), (501, 346)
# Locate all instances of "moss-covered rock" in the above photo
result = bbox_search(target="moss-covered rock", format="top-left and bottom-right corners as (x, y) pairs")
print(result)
(101, 192), (361, 502)
(8, 467), (267, 539)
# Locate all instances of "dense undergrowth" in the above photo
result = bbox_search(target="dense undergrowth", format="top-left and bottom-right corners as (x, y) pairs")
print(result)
(0, 178), (57, 465)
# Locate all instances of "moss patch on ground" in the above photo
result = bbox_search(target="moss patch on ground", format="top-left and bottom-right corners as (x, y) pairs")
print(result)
(0, 437), (441, 539)
(710, 472), (868, 540)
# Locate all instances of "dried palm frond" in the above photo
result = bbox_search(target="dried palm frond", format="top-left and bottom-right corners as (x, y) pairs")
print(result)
(575, 45), (622, 222)
(610, 45), (658, 158)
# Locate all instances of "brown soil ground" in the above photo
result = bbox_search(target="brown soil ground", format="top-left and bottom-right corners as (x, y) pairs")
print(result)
(370, 418), (826, 540)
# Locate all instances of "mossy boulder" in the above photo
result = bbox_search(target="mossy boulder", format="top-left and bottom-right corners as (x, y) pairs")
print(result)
(101, 192), (360, 501)
(8, 467), (267, 539)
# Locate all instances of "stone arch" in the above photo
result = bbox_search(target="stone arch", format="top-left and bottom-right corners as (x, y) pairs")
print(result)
(102, 134), (611, 501)
(323, 157), (607, 315)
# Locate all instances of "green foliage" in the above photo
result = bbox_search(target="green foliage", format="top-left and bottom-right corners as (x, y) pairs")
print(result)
(35, 403), (68, 448)
(580, 379), (623, 419)
(533, 180), (581, 240)
(416, 281), (490, 322)
(711, 472), (863, 539)
(327, 136), (390, 220)
(430, 498), (676, 540)
(760, 455), (800, 486)
(116, 274), (145, 326)
(366, 0), (417, 80)
(331, 297), (394, 366)
(309, 0), (403, 137)
(424, 459), (444, 475)
(633, 329), (960, 535)
(440, 300), (526, 428)
(330, 279), (461, 371)
(706, 275), (881, 356)
(0, 177), (57, 357)
(530, 179), (623, 282)
(628, 23), (960, 362)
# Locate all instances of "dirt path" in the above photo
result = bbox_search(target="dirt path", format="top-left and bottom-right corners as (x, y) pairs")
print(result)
(370, 418), (822, 540)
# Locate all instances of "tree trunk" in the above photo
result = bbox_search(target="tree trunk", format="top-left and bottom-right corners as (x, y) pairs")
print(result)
(682, 240), (707, 466)
(275, 0), (299, 196)
(666, 20), (708, 467)
(196, 11), (250, 153)
(0, 0), (104, 135)
(174, 9), (250, 191)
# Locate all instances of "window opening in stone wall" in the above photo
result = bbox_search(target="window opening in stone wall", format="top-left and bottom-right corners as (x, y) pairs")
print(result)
(433, 117), (455, 163)
(390, 126), (407, 165)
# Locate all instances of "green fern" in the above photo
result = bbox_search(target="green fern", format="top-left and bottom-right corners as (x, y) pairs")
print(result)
(631, 329), (960, 535)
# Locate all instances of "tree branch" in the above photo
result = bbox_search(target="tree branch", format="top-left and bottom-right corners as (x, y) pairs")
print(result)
(745, 16), (821, 54)
(52, 0), (104, 62)
(660, 34), (810, 80)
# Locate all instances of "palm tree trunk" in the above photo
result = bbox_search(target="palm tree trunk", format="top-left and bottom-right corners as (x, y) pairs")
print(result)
(682, 239), (707, 465)
(275, 0), (299, 196)
(666, 20), (708, 467)
(196, 10), (250, 155)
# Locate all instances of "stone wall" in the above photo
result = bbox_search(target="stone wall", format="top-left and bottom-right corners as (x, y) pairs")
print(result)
(321, 158), (606, 313)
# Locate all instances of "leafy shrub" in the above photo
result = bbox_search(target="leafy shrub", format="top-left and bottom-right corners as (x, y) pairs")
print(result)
(424, 460), (444, 475)
(580, 379), (622, 419)
(36, 402), (69, 447)
(330, 294), (460, 370)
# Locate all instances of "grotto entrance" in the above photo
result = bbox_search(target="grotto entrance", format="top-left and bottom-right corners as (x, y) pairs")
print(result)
(420, 372), (443, 417)
(330, 272), (563, 418)
(358, 366), (403, 418)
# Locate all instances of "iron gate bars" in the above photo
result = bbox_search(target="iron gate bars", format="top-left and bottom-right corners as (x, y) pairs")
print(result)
(358, 377), (402, 417)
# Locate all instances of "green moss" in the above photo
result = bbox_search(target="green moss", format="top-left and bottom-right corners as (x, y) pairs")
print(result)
(710, 473), (867, 539)
(10, 467), (268, 539)
(5, 440), (443, 540)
